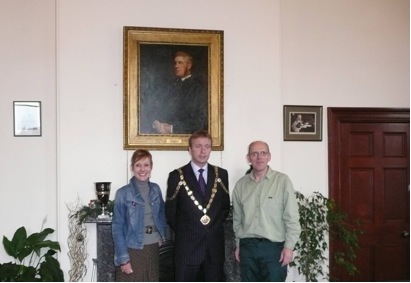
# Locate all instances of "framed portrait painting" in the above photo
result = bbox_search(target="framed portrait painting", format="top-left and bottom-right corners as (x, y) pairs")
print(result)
(283, 105), (323, 141)
(123, 26), (224, 150)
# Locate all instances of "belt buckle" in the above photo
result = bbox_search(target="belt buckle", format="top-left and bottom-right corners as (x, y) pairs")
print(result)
(145, 226), (153, 234)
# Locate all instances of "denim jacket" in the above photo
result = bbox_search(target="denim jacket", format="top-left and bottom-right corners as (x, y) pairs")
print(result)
(112, 177), (167, 266)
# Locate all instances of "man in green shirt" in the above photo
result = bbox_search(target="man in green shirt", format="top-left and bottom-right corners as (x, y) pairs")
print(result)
(232, 140), (301, 281)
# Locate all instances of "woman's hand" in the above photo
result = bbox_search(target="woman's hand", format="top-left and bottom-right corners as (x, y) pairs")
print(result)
(120, 261), (133, 275)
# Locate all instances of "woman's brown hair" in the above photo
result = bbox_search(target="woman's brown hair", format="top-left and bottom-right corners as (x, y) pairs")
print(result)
(130, 149), (153, 167)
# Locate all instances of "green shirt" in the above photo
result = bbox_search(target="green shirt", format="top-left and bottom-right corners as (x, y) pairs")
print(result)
(232, 167), (301, 250)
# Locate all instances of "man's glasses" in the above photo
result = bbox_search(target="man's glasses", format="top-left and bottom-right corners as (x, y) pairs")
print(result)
(249, 151), (270, 158)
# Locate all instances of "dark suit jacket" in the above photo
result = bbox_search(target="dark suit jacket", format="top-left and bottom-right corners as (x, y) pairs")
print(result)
(165, 162), (230, 265)
(166, 76), (208, 133)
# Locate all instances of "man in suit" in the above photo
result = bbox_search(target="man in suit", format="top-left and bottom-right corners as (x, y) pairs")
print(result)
(165, 130), (230, 281)
(151, 51), (208, 134)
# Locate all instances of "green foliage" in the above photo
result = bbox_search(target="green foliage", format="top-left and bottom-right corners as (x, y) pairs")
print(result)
(71, 200), (114, 224)
(0, 226), (64, 282)
(290, 191), (362, 282)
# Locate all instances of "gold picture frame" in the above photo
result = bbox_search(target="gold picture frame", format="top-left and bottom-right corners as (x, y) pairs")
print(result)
(123, 26), (224, 150)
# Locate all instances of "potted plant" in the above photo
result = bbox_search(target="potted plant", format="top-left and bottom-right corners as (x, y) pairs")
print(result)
(290, 191), (362, 281)
(0, 226), (64, 281)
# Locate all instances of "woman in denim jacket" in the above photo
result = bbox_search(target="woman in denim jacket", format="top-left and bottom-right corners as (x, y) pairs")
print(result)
(112, 149), (167, 281)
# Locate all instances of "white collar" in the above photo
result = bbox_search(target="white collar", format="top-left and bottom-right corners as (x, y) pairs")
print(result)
(181, 74), (192, 81)
(191, 161), (207, 174)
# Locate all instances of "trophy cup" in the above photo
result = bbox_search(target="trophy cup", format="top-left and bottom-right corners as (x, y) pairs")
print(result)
(95, 182), (111, 218)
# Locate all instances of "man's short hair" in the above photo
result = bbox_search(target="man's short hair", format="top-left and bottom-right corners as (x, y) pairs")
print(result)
(189, 130), (212, 147)
(175, 51), (193, 64)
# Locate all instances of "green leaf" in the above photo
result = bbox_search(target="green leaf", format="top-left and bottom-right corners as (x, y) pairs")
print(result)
(39, 255), (64, 282)
(0, 262), (20, 281)
(2, 236), (16, 258)
(17, 247), (33, 262)
(3, 227), (28, 260)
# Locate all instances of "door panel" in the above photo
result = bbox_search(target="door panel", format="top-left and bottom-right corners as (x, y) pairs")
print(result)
(328, 108), (409, 282)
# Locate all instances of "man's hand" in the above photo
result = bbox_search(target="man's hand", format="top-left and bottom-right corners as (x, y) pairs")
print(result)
(152, 120), (172, 134)
(279, 247), (293, 266)
(235, 246), (240, 262)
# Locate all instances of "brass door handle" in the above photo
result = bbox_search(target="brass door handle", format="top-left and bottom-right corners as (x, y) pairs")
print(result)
(401, 231), (409, 238)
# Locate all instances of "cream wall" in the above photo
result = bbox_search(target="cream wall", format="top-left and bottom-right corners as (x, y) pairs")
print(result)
(0, 0), (409, 281)
(0, 0), (58, 248)
(282, 0), (410, 193)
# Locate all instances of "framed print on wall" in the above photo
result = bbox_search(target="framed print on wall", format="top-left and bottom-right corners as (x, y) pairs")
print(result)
(283, 105), (323, 141)
(123, 26), (224, 150)
(13, 101), (42, 137)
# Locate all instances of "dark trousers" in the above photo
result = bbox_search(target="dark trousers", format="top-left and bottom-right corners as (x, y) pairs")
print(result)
(240, 238), (287, 282)
(174, 249), (225, 282)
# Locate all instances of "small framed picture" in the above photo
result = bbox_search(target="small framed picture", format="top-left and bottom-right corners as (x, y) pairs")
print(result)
(283, 105), (322, 141)
(13, 101), (42, 137)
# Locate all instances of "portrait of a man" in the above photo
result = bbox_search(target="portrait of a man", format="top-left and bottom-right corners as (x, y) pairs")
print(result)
(139, 44), (209, 135)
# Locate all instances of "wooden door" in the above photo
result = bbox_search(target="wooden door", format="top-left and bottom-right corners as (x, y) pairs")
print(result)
(328, 108), (409, 281)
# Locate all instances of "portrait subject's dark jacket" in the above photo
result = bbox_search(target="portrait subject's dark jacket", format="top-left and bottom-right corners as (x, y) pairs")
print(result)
(160, 76), (208, 133)
(165, 163), (230, 265)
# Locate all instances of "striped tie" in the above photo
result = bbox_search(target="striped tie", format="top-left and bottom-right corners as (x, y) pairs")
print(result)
(198, 169), (207, 195)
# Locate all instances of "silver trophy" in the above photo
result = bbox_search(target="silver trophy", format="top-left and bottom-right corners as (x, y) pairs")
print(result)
(95, 182), (111, 218)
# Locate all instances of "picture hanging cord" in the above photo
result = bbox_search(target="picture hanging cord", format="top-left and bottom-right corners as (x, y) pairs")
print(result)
(219, 151), (223, 168)
(126, 150), (129, 184)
